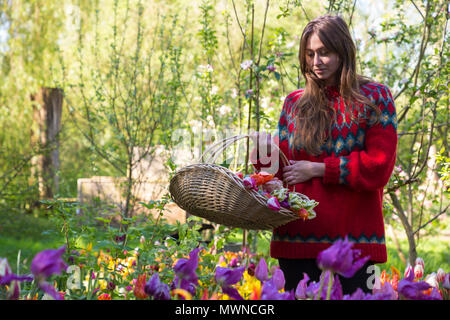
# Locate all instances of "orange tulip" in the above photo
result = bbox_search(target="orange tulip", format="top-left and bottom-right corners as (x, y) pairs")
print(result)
(390, 274), (399, 291)
(380, 270), (388, 286)
(249, 287), (261, 300)
(250, 172), (274, 185)
(133, 274), (148, 299)
(98, 293), (111, 300)
(201, 288), (209, 300)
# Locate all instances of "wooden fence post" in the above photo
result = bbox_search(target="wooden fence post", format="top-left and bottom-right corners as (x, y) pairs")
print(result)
(30, 87), (63, 199)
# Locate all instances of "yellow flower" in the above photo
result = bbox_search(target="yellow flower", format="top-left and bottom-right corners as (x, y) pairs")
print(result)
(236, 271), (262, 300)
(172, 288), (192, 300)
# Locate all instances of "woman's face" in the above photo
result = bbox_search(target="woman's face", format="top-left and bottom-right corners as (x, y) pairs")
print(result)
(305, 33), (341, 86)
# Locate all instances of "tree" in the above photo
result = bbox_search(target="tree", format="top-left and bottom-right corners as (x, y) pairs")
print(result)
(58, 0), (189, 220)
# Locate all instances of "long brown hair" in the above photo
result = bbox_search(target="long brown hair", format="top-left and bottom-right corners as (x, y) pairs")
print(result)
(294, 15), (380, 156)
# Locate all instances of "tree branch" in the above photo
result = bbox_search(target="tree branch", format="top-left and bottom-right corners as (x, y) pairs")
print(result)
(413, 205), (449, 235)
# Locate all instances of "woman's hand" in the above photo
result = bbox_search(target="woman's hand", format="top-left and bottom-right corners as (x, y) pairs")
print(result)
(282, 160), (325, 185)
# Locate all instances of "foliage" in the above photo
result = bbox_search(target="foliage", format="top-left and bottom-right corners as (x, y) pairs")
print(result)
(1, 203), (448, 300)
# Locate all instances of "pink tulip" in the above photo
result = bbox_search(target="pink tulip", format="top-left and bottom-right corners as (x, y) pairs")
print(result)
(425, 273), (439, 289)
(261, 178), (283, 193)
(415, 257), (424, 269)
(404, 264), (413, 278)
(243, 177), (257, 190)
(414, 264), (424, 279)
(436, 268), (446, 283)
(442, 273), (450, 289)
(267, 197), (281, 211)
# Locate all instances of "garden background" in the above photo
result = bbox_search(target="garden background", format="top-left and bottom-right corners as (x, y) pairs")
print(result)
(0, 0), (448, 300)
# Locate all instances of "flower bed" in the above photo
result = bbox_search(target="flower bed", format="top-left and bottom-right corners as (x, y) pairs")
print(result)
(1, 237), (448, 300)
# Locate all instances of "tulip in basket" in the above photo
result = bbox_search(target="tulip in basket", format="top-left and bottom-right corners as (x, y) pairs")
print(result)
(169, 135), (319, 230)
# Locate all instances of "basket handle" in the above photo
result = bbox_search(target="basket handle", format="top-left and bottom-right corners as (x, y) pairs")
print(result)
(198, 134), (290, 169)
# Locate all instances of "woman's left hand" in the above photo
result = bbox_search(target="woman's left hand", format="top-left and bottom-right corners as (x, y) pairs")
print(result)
(282, 160), (325, 185)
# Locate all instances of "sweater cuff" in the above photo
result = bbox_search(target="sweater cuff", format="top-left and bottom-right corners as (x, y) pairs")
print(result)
(323, 156), (340, 184)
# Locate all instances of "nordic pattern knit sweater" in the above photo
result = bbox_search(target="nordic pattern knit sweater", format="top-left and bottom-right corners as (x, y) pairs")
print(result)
(259, 82), (397, 263)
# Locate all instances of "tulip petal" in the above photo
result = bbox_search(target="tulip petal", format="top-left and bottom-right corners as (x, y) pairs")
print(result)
(255, 258), (268, 282)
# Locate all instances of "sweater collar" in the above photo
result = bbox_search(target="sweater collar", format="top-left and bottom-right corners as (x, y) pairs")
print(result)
(324, 85), (340, 99)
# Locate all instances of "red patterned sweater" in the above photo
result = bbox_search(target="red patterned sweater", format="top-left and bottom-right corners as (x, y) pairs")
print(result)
(256, 82), (397, 263)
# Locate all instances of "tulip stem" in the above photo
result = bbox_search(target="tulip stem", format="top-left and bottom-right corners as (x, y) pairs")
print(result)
(326, 272), (334, 300)
(315, 274), (325, 300)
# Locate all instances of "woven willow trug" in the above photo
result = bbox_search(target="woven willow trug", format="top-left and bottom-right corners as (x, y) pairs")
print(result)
(169, 163), (299, 230)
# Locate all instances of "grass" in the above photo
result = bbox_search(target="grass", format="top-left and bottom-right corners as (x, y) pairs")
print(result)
(380, 235), (450, 274)
(0, 208), (64, 273)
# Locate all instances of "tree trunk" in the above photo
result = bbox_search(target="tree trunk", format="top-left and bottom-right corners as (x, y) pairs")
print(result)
(406, 231), (418, 267)
(389, 191), (418, 266)
(30, 87), (64, 199)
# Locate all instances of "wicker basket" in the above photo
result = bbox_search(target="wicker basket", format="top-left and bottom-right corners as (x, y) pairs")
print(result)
(169, 134), (304, 230)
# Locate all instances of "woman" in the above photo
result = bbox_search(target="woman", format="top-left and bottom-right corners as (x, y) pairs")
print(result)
(255, 15), (397, 294)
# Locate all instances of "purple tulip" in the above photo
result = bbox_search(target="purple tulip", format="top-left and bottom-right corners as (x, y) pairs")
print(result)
(30, 245), (68, 300)
(280, 199), (290, 208)
(0, 258), (33, 300)
(429, 288), (443, 300)
(371, 281), (397, 300)
(215, 266), (245, 300)
(174, 248), (201, 284)
(316, 237), (370, 278)
(0, 258), (33, 286)
(39, 281), (64, 300)
(170, 276), (196, 296)
(343, 285), (394, 300)
(267, 197), (281, 211)
(154, 284), (171, 300)
(330, 274), (343, 300)
(255, 258), (269, 282)
(145, 273), (160, 296)
(398, 271), (442, 300)
(31, 245), (68, 281)
(343, 288), (372, 300)
(145, 273), (171, 300)
(215, 266), (245, 287)
(305, 271), (343, 300)
(271, 268), (285, 291)
(260, 279), (295, 300)
(222, 286), (244, 300)
(295, 273), (310, 299)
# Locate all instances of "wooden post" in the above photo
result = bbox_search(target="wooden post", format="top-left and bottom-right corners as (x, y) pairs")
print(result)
(30, 87), (63, 199)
